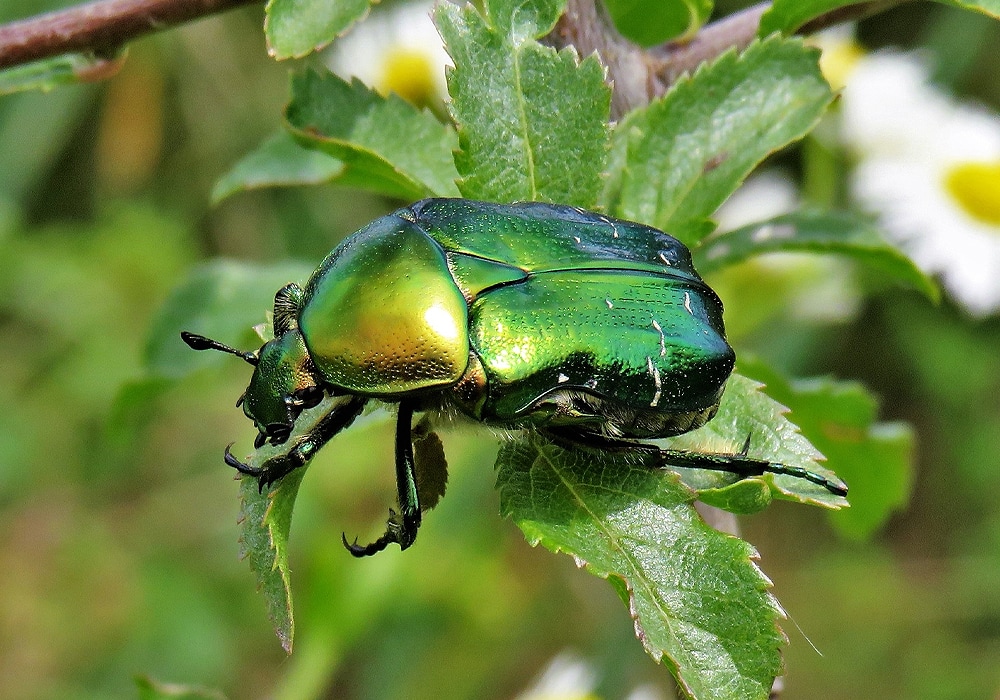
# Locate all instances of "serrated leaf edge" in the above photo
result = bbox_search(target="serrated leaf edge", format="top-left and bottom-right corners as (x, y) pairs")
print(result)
(506, 446), (787, 697)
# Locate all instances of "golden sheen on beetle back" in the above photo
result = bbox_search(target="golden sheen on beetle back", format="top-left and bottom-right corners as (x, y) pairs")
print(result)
(299, 215), (471, 395)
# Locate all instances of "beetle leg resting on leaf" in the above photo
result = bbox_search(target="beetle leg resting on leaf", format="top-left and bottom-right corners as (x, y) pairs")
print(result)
(343, 400), (423, 557)
(225, 395), (369, 492)
(542, 427), (848, 497)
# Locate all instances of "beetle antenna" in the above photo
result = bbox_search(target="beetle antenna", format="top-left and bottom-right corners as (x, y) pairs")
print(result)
(181, 331), (259, 366)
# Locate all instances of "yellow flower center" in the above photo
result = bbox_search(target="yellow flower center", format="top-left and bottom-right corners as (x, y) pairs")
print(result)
(378, 47), (437, 107)
(817, 40), (864, 91)
(943, 162), (1000, 226)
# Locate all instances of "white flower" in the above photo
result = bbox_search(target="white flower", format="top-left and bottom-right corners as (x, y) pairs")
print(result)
(712, 171), (862, 325)
(840, 51), (1000, 316)
(327, 1), (450, 108)
(714, 170), (798, 232)
(515, 652), (597, 700)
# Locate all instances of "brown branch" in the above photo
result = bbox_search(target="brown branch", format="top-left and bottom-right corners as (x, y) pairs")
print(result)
(651, 3), (769, 87)
(547, 0), (917, 119)
(0, 0), (261, 70)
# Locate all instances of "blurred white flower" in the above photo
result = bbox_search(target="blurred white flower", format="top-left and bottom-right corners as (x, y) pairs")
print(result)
(839, 50), (1000, 316)
(712, 171), (862, 325)
(714, 170), (798, 232)
(515, 652), (598, 700)
(327, 1), (450, 108)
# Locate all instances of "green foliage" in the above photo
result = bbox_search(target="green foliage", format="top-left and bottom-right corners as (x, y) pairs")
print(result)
(434, 0), (610, 205)
(146, 260), (313, 376)
(285, 71), (461, 199)
(760, 0), (1000, 35)
(265, 0), (373, 59)
(205, 0), (870, 688)
(694, 210), (939, 301)
(8, 0), (1000, 697)
(211, 131), (344, 204)
(0, 52), (122, 95)
(135, 676), (227, 700)
(738, 359), (915, 540)
(603, 37), (833, 245)
(667, 374), (848, 511)
(497, 434), (784, 700)
(238, 456), (307, 654)
(604, 0), (713, 45)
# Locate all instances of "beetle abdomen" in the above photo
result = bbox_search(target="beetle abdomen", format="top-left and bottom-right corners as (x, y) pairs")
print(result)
(468, 269), (735, 432)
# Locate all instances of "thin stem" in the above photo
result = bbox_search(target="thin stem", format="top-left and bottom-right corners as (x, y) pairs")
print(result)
(548, 0), (918, 118)
(0, 0), (260, 70)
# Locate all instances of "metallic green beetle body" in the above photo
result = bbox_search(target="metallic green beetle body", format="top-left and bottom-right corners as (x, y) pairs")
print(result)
(182, 198), (844, 557)
(299, 199), (733, 432)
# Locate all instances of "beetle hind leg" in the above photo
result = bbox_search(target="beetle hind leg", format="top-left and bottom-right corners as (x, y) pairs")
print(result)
(542, 427), (848, 497)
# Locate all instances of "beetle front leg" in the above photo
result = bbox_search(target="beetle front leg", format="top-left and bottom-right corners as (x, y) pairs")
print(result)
(225, 395), (368, 492)
(343, 400), (422, 557)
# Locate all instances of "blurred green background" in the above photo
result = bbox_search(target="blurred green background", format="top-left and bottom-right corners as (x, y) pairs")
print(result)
(1, 1), (1000, 698)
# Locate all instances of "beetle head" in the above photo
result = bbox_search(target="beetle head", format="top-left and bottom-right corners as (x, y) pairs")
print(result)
(242, 329), (324, 446)
(180, 327), (324, 448)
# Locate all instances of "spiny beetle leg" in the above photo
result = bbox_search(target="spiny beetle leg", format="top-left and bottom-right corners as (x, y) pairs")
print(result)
(224, 444), (293, 493)
(226, 395), (369, 494)
(341, 508), (419, 557)
(543, 427), (848, 497)
(653, 448), (849, 496)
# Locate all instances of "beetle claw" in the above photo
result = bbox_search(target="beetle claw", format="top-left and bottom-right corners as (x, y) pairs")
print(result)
(223, 444), (269, 493)
(342, 530), (393, 557)
(341, 509), (407, 557)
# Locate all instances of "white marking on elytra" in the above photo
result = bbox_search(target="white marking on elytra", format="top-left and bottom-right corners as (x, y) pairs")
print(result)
(557, 373), (569, 383)
(659, 252), (672, 266)
(651, 317), (666, 357)
(683, 291), (693, 315)
(572, 235), (582, 244)
(605, 298), (614, 309)
(647, 356), (662, 407)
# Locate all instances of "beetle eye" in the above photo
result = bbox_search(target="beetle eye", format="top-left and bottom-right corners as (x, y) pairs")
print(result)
(266, 423), (292, 445)
(294, 386), (324, 410)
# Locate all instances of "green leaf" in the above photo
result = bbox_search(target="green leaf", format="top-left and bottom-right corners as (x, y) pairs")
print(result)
(135, 676), (227, 700)
(435, 0), (610, 206)
(693, 210), (939, 301)
(666, 373), (849, 509)
(604, 0), (713, 45)
(760, 0), (1000, 35)
(0, 52), (125, 95)
(497, 434), (785, 700)
(941, 0), (1000, 18)
(235, 391), (361, 652)
(413, 418), (449, 512)
(211, 131), (345, 204)
(758, 0), (851, 35)
(603, 37), (833, 246)
(145, 260), (313, 376)
(238, 465), (305, 654)
(739, 358), (914, 540)
(286, 70), (460, 199)
(265, 0), (372, 60)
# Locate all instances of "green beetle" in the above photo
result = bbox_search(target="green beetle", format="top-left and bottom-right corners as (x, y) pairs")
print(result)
(183, 198), (846, 556)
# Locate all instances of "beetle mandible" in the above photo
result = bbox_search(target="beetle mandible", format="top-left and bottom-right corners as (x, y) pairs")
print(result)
(182, 198), (847, 556)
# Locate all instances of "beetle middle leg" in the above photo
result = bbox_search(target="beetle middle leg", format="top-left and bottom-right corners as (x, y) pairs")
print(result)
(342, 400), (423, 557)
(542, 427), (848, 496)
(225, 395), (368, 492)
